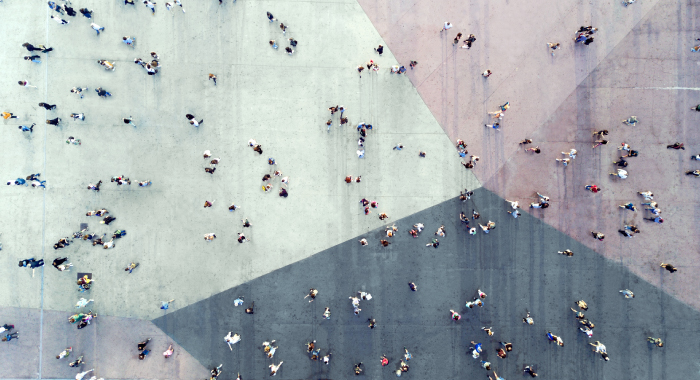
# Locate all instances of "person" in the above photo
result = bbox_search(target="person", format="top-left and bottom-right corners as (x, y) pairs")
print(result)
(585, 184), (601, 193)
(51, 15), (70, 24)
(69, 355), (84, 367)
(450, 309), (460, 321)
(660, 262), (677, 273)
(353, 362), (362, 375)
(590, 341), (607, 356)
(224, 332), (241, 350)
(556, 158), (570, 166)
(526, 146), (540, 153)
(622, 116), (638, 126)
(95, 87), (111, 97)
(647, 337), (663, 347)
(558, 249), (574, 256)
(482, 69), (492, 77)
(523, 311), (534, 325)
(453, 33), (463, 45)
(80, 8), (92, 17)
(23, 43), (53, 53)
(51, 257), (68, 269)
(160, 299), (175, 310)
(18, 80), (37, 88)
(667, 142), (685, 150)
(56, 347), (72, 359)
(122, 36), (136, 46)
(546, 331), (564, 346)
(620, 289), (635, 298)
(367, 318), (376, 328)
(24, 55), (41, 63)
(304, 288), (318, 302)
(610, 169), (628, 179)
(375, 44), (383, 55)
(163, 345), (174, 358)
(90, 23), (105, 35)
(210, 364), (223, 379)
(524, 366), (538, 377)
(462, 34), (476, 49)
(18, 124), (35, 133)
(547, 42), (560, 55)
(440, 21), (452, 32)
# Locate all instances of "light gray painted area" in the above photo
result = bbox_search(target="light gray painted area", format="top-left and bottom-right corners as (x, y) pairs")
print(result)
(0, 0), (478, 321)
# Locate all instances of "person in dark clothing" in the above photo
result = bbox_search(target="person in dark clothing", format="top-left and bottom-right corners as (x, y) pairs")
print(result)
(64, 4), (77, 16)
(138, 338), (151, 351)
(79, 8), (92, 17)
(46, 118), (60, 125)
(52, 257), (68, 269)
(23, 43), (53, 53)
(95, 87), (112, 97)
(39, 102), (56, 110)
(18, 258), (44, 268)
(101, 216), (116, 225)
(374, 44), (383, 55)
(660, 263), (677, 273)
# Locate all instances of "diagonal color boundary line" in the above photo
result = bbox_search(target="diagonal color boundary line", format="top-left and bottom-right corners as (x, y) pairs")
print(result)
(479, 0), (666, 187)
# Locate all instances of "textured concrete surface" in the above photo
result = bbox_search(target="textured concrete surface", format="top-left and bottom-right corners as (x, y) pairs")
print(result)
(358, 0), (700, 310)
(0, 306), (208, 380)
(481, 1), (700, 312)
(0, 0), (479, 322)
(155, 189), (700, 380)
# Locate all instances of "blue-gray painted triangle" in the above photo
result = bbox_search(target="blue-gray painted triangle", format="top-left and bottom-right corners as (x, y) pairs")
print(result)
(153, 188), (700, 379)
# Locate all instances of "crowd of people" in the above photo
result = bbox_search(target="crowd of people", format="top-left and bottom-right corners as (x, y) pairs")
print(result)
(3, 1), (694, 379)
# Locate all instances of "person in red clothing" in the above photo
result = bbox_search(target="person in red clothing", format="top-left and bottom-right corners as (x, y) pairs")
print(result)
(380, 355), (389, 366)
(585, 184), (601, 193)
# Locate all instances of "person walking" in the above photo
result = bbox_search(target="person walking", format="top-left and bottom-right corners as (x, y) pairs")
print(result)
(462, 34), (476, 49)
(660, 262), (677, 272)
(143, 0), (156, 14)
(547, 42), (560, 55)
(18, 124), (35, 133)
(18, 81), (37, 88)
(23, 43), (53, 53)
(620, 289), (635, 298)
(585, 184), (601, 193)
(90, 23), (104, 35)
(24, 55), (42, 63)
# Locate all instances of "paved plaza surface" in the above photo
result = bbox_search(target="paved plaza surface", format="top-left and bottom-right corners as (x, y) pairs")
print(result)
(0, 0), (699, 379)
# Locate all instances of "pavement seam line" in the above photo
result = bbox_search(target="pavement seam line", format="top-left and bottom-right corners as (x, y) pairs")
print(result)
(38, 6), (49, 380)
